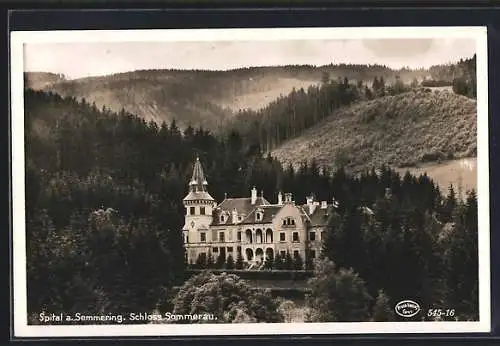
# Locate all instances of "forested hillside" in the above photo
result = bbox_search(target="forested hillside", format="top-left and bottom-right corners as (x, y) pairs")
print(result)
(24, 56), (476, 134)
(25, 89), (478, 322)
(270, 89), (476, 173)
(426, 55), (477, 98)
(25, 63), (433, 132)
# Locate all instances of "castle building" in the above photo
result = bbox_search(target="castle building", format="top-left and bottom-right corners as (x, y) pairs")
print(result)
(182, 157), (335, 269)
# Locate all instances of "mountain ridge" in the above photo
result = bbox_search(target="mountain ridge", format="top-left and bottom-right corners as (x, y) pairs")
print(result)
(24, 64), (433, 131)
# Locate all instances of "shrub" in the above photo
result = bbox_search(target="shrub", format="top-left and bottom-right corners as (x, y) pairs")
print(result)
(171, 271), (284, 323)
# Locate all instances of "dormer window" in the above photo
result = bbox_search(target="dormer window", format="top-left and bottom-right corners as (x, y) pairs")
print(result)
(220, 214), (225, 223)
(255, 209), (263, 222)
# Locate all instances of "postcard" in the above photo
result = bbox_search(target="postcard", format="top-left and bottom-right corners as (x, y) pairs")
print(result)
(10, 26), (490, 337)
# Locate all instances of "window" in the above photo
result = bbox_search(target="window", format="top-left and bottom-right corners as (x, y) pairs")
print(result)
(293, 232), (299, 242)
(293, 250), (299, 258)
(280, 250), (286, 257)
(237, 246), (242, 253)
(200, 207), (206, 215)
(190, 207), (195, 215)
(256, 212), (262, 221)
(219, 232), (225, 242)
(200, 232), (206, 242)
(213, 247), (219, 253)
(237, 231), (242, 241)
(309, 231), (316, 241)
(238, 216), (242, 221)
(291, 218), (295, 225)
(310, 250), (316, 259)
(280, 232), (286, 242)
(321, 231), (325, 241)
(283, 219), (286, 226)
(220, 215), (225, 222)
(185, 235), (189, 243)
(227, 247), (233, 253)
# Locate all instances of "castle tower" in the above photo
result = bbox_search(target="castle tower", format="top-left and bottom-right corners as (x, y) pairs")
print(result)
(182, 156), (215, 262)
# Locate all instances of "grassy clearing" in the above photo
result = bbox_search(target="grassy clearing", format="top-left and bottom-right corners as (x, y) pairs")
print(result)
(395, 157), (477, 196)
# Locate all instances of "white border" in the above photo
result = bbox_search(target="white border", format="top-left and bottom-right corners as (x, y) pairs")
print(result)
(11, 26), (491, 338)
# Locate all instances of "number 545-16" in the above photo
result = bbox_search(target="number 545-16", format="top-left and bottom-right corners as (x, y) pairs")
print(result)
(427, 309), (455, 317)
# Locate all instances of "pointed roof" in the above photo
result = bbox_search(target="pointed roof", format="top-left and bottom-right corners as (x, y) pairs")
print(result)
(189, 156), (208, 192)
(184, 156), (215, 202)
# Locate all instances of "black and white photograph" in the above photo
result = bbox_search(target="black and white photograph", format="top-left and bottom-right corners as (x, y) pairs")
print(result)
(11, 27), (490, 337)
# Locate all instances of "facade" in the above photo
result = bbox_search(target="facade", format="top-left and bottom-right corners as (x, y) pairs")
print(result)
(182, 157), (336, 269)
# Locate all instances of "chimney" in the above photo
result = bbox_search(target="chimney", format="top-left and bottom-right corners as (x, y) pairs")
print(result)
(284, 192), (293, 203)
(277, 191), (283, 205)
(232, 208), (238, 223)
(251, 186), (257, 205)
(321, 201), (328, 209)
(306, 195), (316, 214)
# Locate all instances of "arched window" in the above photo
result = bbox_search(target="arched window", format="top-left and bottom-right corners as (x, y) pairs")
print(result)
(245, 229), (253, 244)
(246, 248), (254, 261)
(255, 229), (263, 243)
(265, 228), (273, 243)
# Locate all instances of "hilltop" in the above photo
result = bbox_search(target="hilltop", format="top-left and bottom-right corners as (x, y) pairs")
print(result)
(271, 89), (477, 174)
(24, 72), (67, 90)
(24, 64), (431, 131)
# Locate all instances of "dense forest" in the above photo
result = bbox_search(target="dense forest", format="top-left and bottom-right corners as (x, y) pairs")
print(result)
(428, 55), (477, 98)
(25, 87), (478, 323)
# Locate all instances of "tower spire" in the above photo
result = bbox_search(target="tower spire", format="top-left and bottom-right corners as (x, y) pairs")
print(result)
(189, 155), (208, 192)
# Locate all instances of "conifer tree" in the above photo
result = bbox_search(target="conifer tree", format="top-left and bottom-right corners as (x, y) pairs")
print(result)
(293, 253), (304, 270)
(274, 252), (284, 270)
(226, 254), (235, 270)
(235, 251), (244, 270)
(372, 289), (395, 322)
(284, 251), (293, 270)
(207, 252), (215, 269)
(216, 254), (226, 269)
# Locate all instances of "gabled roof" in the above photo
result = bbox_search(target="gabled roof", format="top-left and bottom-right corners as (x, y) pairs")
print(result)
(240, 205), (282, 225)
(305, 205), (335, 227)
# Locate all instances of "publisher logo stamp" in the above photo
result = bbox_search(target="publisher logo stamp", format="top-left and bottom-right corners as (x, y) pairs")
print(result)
(394, 300), (421, 318)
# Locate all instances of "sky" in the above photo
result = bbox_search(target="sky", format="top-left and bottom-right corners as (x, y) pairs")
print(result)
(23, 38), (476, 79)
